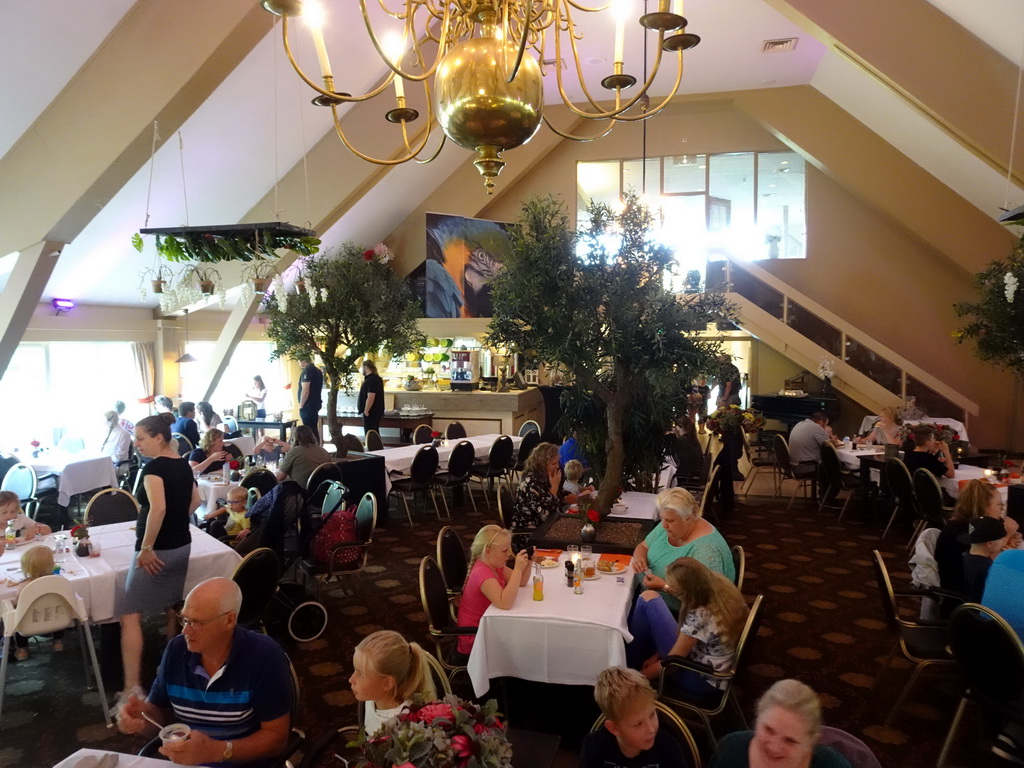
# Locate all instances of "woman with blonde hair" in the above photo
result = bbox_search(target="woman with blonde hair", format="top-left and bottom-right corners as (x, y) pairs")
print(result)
(935, 479), (1019, 597)
(349, 630), (437, 736)
(710, 679), (852, 767)
(627, 557), (748, 695)
(455, 525), (531, 656)
(860, 406), (902, 446)
(632, 487), (735, 612)
(188, 428), (229, 475)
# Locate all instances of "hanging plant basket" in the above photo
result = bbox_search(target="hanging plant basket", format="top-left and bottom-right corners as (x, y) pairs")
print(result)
(151, 279), (166, 294)
(133, 222), (319, 264)
(198, 280), (216, 295)
(252, 277), (271, 294)
(295, 279), (307, 294)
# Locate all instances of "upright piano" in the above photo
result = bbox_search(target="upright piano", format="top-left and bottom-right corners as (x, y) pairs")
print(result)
(752, 393), (839, 430)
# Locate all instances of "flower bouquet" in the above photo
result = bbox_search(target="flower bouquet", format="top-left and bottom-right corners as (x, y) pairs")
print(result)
(705, 405), (765, 436)
(70, 524), (91, 557)
(896, 422), (960, 444)
(352, 695), (512, 768)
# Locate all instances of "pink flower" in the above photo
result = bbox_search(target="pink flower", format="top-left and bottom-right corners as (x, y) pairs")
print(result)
(473, 722), (488, 735)
(394, 763), (416, 768)
(414, 703), (453, 723)
(451, 734), (474, 758)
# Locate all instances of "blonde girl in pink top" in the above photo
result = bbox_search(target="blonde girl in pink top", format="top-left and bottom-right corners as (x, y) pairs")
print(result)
(456, 524), (531, 655)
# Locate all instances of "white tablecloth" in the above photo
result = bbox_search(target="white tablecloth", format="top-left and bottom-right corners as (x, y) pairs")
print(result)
(856, 416), (968, 444)
(369, 434), (523, 475)
(0, 522), (240, 622)
(467, 552), (634, 697)
(26, 452), (118, 506)
(225, 435), (256, 456)
(54, 749), (167, 768)
(196, 476), (241, 516)
(941, 464), (1011, 503)
(607, 491), (660, 521)
(836, 444), (886, 471)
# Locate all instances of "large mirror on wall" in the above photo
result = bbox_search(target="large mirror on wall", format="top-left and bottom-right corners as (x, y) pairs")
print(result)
(576, 150), (807, 292)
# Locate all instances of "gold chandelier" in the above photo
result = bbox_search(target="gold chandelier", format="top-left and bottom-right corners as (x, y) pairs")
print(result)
(261, 0), (700, 193)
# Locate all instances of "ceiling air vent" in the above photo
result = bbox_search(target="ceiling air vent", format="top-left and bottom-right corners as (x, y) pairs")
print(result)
(762, 38), (798, 53)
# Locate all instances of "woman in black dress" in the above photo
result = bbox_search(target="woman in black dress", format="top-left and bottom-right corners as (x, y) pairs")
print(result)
(119, 415), (200, 698)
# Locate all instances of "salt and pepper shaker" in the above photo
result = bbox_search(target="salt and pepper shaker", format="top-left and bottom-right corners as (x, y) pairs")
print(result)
(564, 559), (574, 588)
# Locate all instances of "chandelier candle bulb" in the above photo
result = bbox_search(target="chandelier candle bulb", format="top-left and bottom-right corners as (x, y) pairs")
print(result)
(672, 0), (683, 15)
(613, 1), (627, 63)
(305, 5), (333, 79)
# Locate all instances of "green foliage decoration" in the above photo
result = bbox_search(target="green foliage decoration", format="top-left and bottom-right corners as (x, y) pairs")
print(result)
(132, 230), (320, 264)
(263, 243), (422, 449)
(486, 193), (732, 510)
(955, 232), (1024, 373)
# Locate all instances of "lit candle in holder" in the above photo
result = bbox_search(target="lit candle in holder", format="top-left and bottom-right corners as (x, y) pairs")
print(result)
(612, 0), (628, 64)
(672, 0), (683, 15)
(304, 3), (333, 79)
(384, 33), (406, 100)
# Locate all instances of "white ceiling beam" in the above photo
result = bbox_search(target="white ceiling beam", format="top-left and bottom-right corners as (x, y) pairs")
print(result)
(0, 240), (65, 379)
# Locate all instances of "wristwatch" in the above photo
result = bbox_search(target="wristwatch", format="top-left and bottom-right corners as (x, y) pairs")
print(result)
(223, 740), (234, 760)
(141, 545), (154, 552)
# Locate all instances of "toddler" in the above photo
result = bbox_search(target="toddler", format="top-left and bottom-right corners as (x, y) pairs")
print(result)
(13, 545), (64, 660)
(0, 490), (50, 553)
(203, 486), (251, 539)
(349, 630), (437, 736)
(563, 459), (584, 496)
(579, 666), (688, 768)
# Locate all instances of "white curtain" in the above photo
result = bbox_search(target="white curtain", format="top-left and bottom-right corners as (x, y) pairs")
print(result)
(132, 341), (156, 411)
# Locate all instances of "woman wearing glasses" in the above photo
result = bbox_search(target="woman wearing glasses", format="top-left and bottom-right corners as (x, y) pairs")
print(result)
(119, 415), (202, 702)
(455, 524), (532, 659)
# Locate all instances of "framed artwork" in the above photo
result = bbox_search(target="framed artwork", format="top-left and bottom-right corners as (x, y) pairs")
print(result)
(422, 212), (512, 318)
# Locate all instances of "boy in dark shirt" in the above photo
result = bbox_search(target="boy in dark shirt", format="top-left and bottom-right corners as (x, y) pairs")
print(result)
(960, 516), (1007, 602)
(579, 667), (688, 768)
(903, 425), (954, 479)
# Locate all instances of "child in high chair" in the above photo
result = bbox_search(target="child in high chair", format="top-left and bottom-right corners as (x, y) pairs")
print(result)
(349, 630), (437, 737)
(579, 666), (689, 768)
(203, 486), (251, 539)
(12, 545), (64, 660)
(0, 490), (51, 554)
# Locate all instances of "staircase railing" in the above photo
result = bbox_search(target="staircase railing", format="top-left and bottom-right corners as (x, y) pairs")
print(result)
(710, 259), (978, 422)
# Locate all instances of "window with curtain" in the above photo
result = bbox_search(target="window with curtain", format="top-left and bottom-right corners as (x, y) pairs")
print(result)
(179, 341), (289, 415)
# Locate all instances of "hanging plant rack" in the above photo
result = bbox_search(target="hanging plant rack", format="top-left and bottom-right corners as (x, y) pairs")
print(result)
(134, 222), (319, 264)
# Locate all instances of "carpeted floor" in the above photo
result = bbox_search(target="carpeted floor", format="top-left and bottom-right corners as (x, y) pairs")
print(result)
(0, 480), (1010, 768)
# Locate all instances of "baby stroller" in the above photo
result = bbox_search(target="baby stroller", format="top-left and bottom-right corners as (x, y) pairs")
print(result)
(238, 480), (345, 642)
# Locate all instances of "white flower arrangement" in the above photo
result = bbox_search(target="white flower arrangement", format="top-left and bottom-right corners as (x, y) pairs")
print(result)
(817, 356), (836, 380)
(1005, 271), (1018, 303)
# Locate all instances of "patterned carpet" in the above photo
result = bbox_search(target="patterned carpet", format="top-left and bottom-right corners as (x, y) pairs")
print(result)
(0, 485), (1010, 768)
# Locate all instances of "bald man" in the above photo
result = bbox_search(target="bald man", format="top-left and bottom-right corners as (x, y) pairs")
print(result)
(116, 577), (293, 767)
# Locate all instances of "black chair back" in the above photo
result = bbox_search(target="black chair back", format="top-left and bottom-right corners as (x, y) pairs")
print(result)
(487, 436), (514, 471)
(231, 547), (281, 629)
(518, 420), (540, 437)
(912, 468), (946, 528)
(364, 430), (384, 452)
(420, 555), (454, 631)
(884, 458), (916, 512)
(1, 464), (37, 503)
(819, 443), (842, 496)
(241, 468), (279, 497)
(85, 488), (139, 526)
(497, 484), (516, 529)
(731, 544), (745, 592)
(436, 526), (468, 596)
(515, 430), (541, 469)
(172, 432), (193, 455)
(445, 441), (475, 478)
(413, 424), (434, 445)
(949, 603), (1024, 735)
(306, 462), (342, 505)
(410, 445), (440, 483)
(445, 422), (467, 440)
(772, 434), (793, 476)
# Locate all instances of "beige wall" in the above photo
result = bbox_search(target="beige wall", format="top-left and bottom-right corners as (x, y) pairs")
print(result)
(385, 98), (1020, 449)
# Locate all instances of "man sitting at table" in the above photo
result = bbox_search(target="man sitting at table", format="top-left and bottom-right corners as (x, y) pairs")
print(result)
(172, 402), (201, 450)
(116, 577), (293, 767)
(903, 424), (955, 479)
(788, 411), (841, 469)
(155, 395), (175, 415)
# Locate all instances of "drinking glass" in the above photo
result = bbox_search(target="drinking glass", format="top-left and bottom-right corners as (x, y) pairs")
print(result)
(567, 544), (580, 565)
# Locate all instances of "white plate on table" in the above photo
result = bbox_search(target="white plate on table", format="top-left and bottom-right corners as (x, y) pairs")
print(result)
(596, 562), (628, 575)
(538, 558), (561, 569)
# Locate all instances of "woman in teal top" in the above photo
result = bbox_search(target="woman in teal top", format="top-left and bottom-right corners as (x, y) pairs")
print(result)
(710, 679), (853, 768)
(631, 487), (734, 612)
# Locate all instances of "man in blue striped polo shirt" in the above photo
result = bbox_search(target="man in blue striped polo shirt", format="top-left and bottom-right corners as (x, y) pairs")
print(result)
(116, 578), (293, 767)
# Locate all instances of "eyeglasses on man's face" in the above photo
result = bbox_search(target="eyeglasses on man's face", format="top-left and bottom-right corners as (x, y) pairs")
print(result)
(177, 610), (230, 629)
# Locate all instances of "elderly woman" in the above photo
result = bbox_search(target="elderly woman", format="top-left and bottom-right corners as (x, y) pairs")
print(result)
(709, 679), (852, 768)
(632, 487), (735, 612)
(99, 410), (133, 470)
(511, 441), (593, 549)
(188, 428), (230, 475)
(935, 479), (1020, 598)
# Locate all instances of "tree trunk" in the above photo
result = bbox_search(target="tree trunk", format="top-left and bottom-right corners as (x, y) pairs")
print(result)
(325, 368), (342, 452)
(597, 389), (630, 514)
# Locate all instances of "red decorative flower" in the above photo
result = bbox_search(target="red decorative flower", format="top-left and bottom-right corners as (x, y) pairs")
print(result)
(70, 524), (88, 540)
(1005, 460), (1017, 468)
(283, 383), (292, 390)
(414, 703), (453, 724)
(587, 508), (600, 523)
(30, 440), (40, 448)
(363, 249), (374, 261)
(451, 733), (474, 759)
(431, 430), (441, 438)
(138, 395), (155, 404)
(229, 460), (240, 470)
